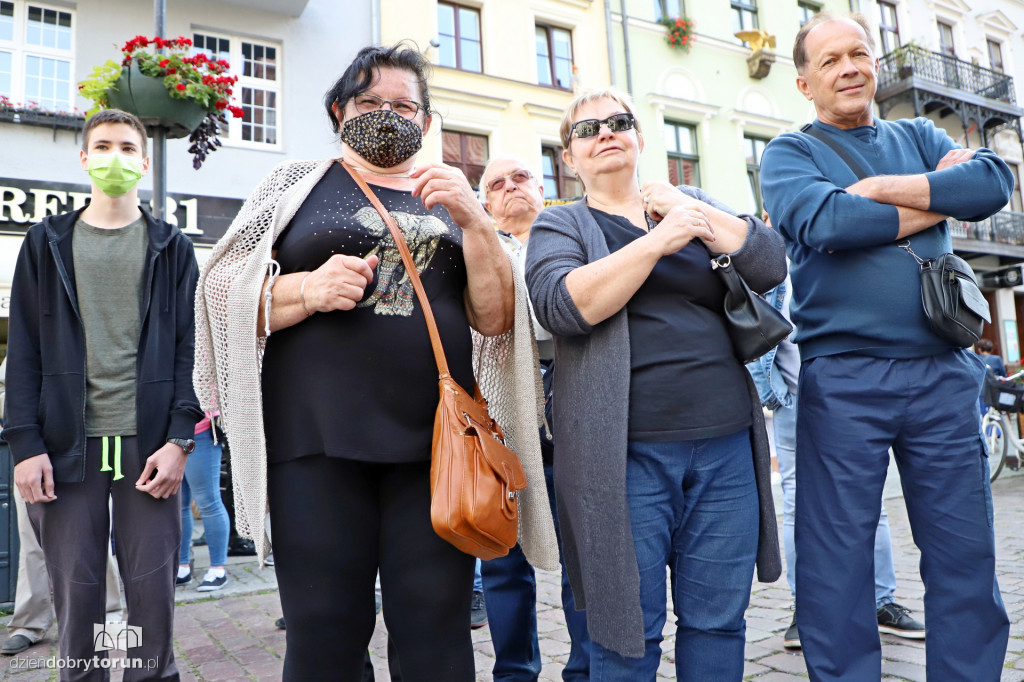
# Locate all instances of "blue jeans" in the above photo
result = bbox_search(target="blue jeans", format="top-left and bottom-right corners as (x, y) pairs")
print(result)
(590, 430), (759, 682)
(774, 392), (897, 607)
(179, 428), (230, 567)
(796, 352), (1008, 681)
(480, 465), (591, 682)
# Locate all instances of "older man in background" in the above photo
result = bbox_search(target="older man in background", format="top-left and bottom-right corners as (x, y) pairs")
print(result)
(477, 156), (590, 682)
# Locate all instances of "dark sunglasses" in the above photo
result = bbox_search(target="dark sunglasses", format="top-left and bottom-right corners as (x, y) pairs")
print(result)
(571, 112), (635, 139)
(487, 169), (534, 193)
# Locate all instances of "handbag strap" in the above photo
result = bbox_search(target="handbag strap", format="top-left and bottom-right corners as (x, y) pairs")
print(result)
(341, 160), (451, 379)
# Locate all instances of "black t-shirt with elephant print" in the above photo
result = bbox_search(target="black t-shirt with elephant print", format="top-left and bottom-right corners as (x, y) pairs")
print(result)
(262, 162), (474, 463)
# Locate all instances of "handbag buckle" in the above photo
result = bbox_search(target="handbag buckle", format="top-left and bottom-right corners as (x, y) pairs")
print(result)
(710, 254), (731, 270)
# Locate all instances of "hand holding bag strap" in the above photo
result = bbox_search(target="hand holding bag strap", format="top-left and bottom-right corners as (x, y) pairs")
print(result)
(341, 160), (451, 379)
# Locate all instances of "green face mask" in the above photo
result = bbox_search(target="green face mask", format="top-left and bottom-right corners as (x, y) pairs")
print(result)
(87, 152), (143, 197)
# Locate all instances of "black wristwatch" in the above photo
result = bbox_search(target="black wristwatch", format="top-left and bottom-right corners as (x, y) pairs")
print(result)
(167, 438), (195, 455)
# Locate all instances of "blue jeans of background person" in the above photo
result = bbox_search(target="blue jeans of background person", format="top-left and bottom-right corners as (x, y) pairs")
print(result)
(474, 560), (483, 593)
(590, 430), (759, 682)
(796, 351), (1008, 682)
(774, 393), (897, 607)
(180, 428), (231, 567)
(480, 465), (591, 682)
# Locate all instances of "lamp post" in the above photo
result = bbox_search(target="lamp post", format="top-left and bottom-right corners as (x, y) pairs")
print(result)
(151, 0), (167, 220)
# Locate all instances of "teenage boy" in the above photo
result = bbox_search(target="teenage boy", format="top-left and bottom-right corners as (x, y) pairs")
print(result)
(6, 109), (202, 681)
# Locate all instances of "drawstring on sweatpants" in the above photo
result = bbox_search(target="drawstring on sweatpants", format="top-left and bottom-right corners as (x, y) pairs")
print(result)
(99, 436), (124, 481)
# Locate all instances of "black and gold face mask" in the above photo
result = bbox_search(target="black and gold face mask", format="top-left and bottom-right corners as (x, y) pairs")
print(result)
(341, 109), (423, 168)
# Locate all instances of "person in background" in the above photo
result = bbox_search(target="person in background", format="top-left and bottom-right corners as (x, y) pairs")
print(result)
(176, 412), (231, 591)
(193, 44), (557, 681)
(477, 155), (591, 681)
(6, 108), (201, 681)
(976, 338), (1007, 377)
(760, 11), (1011, 680)
(526, 87), (784, 680)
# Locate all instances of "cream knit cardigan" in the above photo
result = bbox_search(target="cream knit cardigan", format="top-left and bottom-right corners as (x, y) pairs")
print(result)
(193, 158), (558, 571)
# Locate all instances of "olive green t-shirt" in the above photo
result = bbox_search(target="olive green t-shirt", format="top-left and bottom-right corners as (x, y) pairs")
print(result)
(73, 216), (146, 436)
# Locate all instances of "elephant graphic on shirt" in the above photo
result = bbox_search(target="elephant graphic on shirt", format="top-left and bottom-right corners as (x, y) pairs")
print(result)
(352, 206), (450, 316)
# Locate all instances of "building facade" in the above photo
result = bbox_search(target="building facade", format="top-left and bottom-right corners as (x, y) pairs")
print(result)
(0, 0), (370, 349)
(607, 0), (851, 216)
(380, 0), (611, 200)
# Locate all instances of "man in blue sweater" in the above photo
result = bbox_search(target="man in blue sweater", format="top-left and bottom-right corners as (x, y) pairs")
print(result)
(760, 12), (1011, 681)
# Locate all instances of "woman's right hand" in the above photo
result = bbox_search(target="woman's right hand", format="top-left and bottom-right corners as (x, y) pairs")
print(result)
(646, 204), (716, 256)
(302, 254), (379, 313)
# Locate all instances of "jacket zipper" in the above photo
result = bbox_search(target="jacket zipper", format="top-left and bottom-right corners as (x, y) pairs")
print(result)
(47, 235), (88, 481)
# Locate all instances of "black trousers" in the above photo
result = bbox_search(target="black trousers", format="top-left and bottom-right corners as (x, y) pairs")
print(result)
(269, 455), (475, 682)
(28, 436), (180, 682)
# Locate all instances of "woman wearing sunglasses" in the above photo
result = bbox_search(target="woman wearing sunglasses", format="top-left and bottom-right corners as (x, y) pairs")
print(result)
(525, 88), (784, 681)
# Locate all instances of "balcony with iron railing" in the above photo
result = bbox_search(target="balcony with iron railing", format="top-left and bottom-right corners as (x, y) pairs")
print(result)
(876, 45), (1023, 132)
(950, 211), (1024, 261)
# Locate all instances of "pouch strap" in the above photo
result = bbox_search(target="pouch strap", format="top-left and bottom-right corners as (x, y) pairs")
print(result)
(341, 161), (451, 379)
(801, 123), (870, 180)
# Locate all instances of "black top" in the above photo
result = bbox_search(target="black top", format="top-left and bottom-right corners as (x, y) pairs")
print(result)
(591, 207), (751, 441)
(262, 163), (475, 463)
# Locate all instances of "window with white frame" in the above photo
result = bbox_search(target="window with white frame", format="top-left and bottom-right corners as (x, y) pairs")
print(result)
(797, 1), (820, 27)
(654, 0), (684, 22)
(541, 144), (580, 199)
(987, 38), (1004, 73)
(744, 135), (770, 215)
(193, 31), (280, 147)
(731, 0), (758, 45)
(536, 24), (572, 90)
(937, 21), (955, 58)
(665, 121), (699, 187)
(878, 1), (900, 54)
(437, 2), (481, 72)
(0, 1), (74, 111)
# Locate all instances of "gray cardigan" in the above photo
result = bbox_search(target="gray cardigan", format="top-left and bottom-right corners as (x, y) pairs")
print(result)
(524, 188), (785, 658)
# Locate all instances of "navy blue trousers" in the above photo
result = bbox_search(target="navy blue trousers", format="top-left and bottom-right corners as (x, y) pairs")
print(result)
(480, 465), (591, 682)
(796, 351), (1008, 681)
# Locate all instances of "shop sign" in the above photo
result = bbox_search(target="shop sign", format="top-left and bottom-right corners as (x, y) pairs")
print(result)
(0, 178), (244, 245)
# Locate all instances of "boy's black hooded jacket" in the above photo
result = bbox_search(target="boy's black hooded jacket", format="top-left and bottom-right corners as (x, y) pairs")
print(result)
(5, 207), (202, 482)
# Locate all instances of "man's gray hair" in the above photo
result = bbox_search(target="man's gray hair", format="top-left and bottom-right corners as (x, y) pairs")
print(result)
(793, 11), (875, 73)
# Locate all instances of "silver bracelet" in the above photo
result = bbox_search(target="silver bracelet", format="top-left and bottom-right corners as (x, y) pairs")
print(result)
(299, 273), (314, 317)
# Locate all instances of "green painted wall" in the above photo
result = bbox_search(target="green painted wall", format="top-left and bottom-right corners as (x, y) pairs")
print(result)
(608, 0), (849, 214)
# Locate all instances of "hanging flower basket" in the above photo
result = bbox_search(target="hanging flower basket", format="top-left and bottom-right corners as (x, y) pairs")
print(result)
(105, 61), (207, 139)
(78, 36), (245, 168)
(662, 16), (695, 53)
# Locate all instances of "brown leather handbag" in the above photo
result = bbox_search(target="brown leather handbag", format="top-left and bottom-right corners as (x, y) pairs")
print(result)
(344, 162), (526, 560)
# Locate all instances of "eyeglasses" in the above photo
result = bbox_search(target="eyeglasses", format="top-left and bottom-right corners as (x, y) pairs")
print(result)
(571, 112), (636, 139)
(486, 169), (534, 193)
(352, 93), (423, 119)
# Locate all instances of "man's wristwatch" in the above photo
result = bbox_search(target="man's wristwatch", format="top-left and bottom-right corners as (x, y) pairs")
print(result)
(167, 438), (195, 455)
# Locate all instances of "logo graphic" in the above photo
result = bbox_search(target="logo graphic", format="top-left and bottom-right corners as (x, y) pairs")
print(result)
(93, 622), (142, 652)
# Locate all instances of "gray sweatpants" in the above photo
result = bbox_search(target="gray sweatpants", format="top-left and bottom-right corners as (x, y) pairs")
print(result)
(28, 436), (181, 682)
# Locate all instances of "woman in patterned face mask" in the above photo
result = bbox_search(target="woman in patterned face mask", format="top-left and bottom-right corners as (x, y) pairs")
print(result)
(194, 43), (558, 681)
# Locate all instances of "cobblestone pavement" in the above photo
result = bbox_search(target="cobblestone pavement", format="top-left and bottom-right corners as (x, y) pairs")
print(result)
(3, 468), (1022, 681)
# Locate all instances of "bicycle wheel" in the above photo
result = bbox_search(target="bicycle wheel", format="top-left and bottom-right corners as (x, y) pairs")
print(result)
(982, 410), (1007, 482)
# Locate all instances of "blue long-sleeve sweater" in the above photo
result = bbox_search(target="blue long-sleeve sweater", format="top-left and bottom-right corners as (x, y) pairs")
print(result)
(760, 117), (1012, 360)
